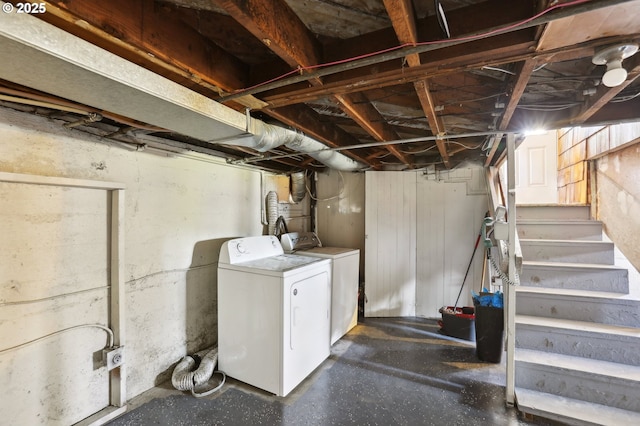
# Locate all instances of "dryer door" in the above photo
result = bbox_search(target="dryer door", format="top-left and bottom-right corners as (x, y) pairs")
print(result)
(283, 270), (330, 395)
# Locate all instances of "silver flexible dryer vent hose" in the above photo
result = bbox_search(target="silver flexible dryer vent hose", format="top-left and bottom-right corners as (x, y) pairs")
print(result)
(171, 347), (225, 398)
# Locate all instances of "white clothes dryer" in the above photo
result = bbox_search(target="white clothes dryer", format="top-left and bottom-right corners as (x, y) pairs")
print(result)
(217, 235), (331, 397)
(280, 232), (360, 345)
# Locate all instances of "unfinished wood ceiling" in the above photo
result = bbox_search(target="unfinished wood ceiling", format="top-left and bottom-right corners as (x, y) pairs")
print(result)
(2, 0), (640, 172)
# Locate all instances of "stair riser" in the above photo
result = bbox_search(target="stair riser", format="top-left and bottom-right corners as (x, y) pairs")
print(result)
(520, 241), (615, 265)
(516, 324), (640, 366)
(518, 223), (603, 241)
(515, 362), (640, 412)
(520, 265), (629, 293)
(516, 206), (591, 221)
(516, 293), (640, 328)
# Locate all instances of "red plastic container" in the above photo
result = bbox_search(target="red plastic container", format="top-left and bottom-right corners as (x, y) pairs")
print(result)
(438, 306), (476, 341)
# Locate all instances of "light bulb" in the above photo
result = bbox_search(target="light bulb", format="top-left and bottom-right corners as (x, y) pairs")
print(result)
(602, 59), (627, 87)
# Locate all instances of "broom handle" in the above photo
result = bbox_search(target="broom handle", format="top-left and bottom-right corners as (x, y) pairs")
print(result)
(454, 231), (482, 309)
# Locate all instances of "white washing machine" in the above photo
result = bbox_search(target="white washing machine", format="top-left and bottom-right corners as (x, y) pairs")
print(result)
(280, 232), (360, 345)
(217, 235), (331, 397)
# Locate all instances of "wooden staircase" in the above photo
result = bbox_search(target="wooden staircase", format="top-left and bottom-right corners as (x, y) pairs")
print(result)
(514, 205), (640, 425)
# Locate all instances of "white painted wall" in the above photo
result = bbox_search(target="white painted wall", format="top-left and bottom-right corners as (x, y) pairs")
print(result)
(416, 167), (488, 317)
(595, 143), (640, 272)
(316, 169), (365, 275)
(363, 167), (488, 318)
(364, 171), (417, 317)
(0, 107), (263, 425)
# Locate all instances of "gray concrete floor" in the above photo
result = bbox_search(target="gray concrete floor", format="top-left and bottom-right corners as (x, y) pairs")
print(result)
(108, 317), (557, 426)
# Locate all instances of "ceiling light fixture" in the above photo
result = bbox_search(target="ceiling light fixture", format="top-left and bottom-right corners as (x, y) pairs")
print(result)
(592, 43), (639, 88)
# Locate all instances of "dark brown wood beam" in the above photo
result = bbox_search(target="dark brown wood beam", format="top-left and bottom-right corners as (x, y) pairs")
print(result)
(221, 0), (636, 103)
(31, 0), (252, 99)
(262, 33), (640, 112)
(584, 96), (640, 124)
(262, 32), (537, 108)
(214, 0), (322, 70)
(485, 58), (538, 166)
(384, 0), (450, 167)
(334, 92), (412, 166)
(215, 0), (410, 166)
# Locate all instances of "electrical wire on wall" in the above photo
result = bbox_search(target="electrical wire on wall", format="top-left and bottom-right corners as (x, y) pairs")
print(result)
(0, 286), (116, 355)
(0, 324), (114, 355)
(0, 286), (109, 307)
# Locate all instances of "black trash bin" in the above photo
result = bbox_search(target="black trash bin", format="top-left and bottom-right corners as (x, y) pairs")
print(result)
(473, 304), (504, 363)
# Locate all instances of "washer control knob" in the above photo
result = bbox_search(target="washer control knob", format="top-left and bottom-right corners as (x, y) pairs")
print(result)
(236, 242), (246, 253)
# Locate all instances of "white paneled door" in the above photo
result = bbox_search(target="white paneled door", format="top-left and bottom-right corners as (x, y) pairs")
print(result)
(364, 171), (416, 317)
(515, 133), (558, 204)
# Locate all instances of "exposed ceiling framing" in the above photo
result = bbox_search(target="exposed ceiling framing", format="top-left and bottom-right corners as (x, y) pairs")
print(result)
(2, 0), (640, 173)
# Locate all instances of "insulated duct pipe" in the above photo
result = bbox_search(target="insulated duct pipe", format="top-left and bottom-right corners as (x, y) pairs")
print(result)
(219, 120), (365, 172)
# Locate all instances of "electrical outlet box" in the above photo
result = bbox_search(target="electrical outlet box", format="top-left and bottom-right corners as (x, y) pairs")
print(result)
(493, 221), (509, 241)
(103, 346), (124, 370)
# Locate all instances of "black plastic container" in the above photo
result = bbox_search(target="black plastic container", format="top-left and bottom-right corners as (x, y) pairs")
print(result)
(438, 306), (476, 341)
(474, 304), (504, 363)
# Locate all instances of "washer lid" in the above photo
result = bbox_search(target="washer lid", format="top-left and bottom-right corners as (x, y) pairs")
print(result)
(302, 246), (360, 259)
(222, 253), (329, 275)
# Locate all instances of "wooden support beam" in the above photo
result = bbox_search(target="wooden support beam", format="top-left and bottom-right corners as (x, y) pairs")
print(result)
(34, 0), (250, 97)
(383, 0), (450, 167)
(485, 58), (538, 166)
(215, 0), (410, 167)
(262, 33), (536, 108)
(215, 0), (322, 70)
(29, 0), (267, 110)
(334, 93), (411, 166)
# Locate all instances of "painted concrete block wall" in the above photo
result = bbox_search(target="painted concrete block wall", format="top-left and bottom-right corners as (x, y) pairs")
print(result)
(0, 107), (263, 424)
(0, 183), (111, 424)
(596, 143), (640, 272)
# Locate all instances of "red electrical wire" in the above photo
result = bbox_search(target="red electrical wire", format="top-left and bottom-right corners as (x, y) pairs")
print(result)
(231, 0), (591, 95)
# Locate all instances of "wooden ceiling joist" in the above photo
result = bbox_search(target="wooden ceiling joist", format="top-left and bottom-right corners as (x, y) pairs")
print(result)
(383, 0), (451, 168)
(215, 0), (411, 168)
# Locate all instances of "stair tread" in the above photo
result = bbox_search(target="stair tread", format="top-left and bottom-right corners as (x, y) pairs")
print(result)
(517, 219), (602, 224)
(516, 315), (640, 337)
(515, 348), (640, 380)
(522, 260), (626, 270)
(515, 286), (638, 300)
(520, 238), (613, 245)
(516, 204), (590, 207)
(515, 387), (640, 425)
(516, 286), (625, 297)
